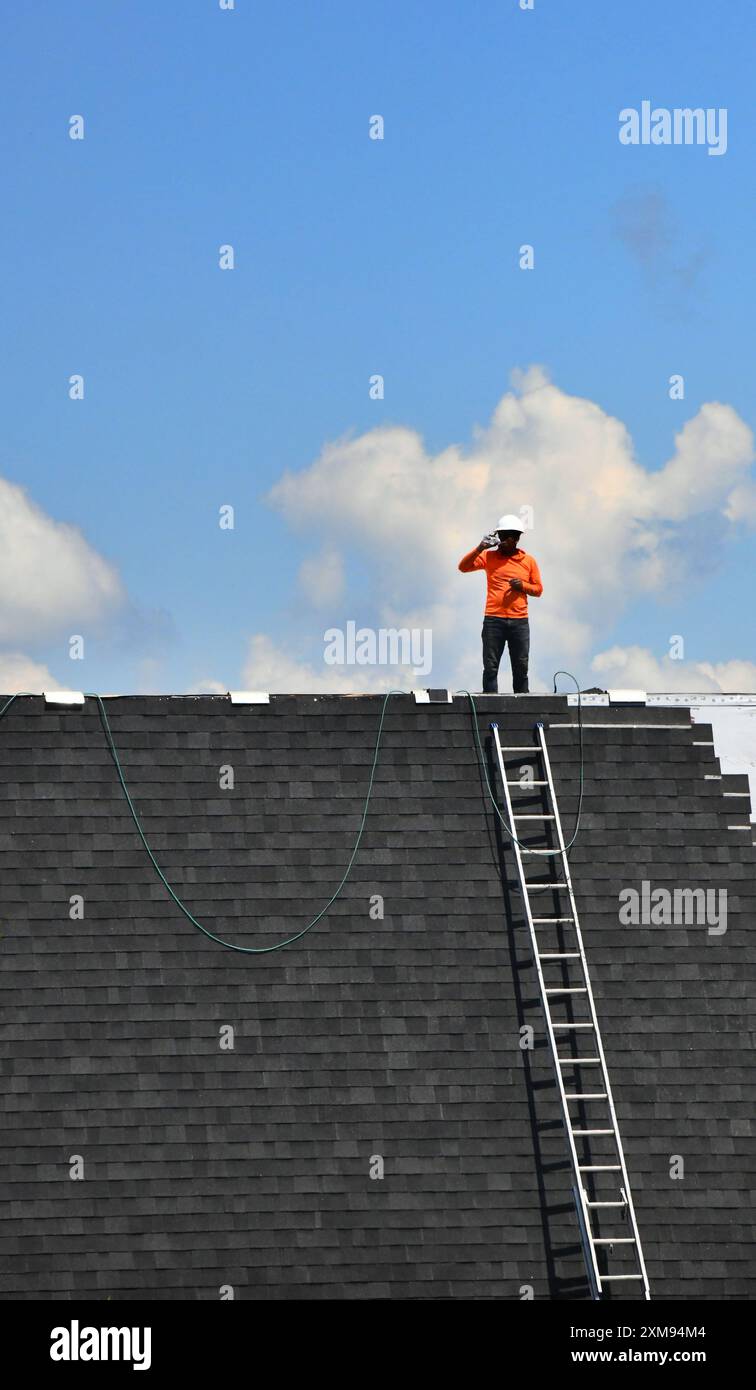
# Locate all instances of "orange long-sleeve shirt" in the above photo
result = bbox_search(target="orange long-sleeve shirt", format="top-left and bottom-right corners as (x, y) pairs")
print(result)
(458, 544), (543, 618)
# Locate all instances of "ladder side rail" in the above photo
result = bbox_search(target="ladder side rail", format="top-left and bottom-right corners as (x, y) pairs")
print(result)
(490, 723), (603, 1299)
(535, 722), (652, 1301)
(572, 1184), (601, 1301)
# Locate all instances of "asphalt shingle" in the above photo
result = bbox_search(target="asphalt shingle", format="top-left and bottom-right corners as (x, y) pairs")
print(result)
(0, 692), (753, 1300)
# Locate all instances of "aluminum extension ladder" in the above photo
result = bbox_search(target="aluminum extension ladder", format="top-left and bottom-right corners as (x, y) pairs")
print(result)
(491, 719), (651, 1301)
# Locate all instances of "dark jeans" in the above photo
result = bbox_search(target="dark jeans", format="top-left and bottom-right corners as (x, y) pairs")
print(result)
(482, 616), (530, 693)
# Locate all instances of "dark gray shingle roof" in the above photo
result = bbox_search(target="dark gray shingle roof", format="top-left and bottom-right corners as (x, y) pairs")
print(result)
(0, 694), (754, 1299)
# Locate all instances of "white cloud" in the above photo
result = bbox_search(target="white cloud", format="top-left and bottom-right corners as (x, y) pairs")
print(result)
(696, 659), (756, 690)
(590, 645), (756, 693)
(297, 546), (345, 607)
(240, 634), (403, 694)
(0, 477), (125, 643)
(642, 403), (754, 523)
(186, 678), (228, 695)
(0, 651), (60, 694)
(265, 367), (755, 690)
(724, 478), (756, 525)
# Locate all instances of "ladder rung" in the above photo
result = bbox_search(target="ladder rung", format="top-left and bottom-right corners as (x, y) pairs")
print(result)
(553, 1022), (593, 1029)
(559, 1057), (601, 1064)
(587, 1200), (626, 1208)
(527, 882), (567, 889)
(545, 987), (586, 995)
(593, 1237), (635, 1245)
(500, 745), (539, 752)
(600, 1274), (643, 1282)
(579, 1164), (621, 1171)
(566, 1093), (607, 1100)
(571, 1128), (615, 1136)
(538, 952), (580, 959)
(532, 917), (574, 923)
(506, 779), (547, 786)
(513, 813), (554, 820)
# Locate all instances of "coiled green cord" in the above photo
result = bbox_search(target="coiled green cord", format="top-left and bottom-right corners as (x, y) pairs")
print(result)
(0, 680), (584, 954)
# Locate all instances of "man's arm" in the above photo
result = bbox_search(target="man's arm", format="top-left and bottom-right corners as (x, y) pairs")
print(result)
(519, 556), (543, 597)
(458, 537), (495, 572)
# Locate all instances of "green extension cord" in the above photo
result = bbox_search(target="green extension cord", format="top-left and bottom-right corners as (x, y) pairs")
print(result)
(0, 680), (584, 955)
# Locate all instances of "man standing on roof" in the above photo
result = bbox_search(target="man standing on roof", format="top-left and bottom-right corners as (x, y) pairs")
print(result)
(458, 514), (543, 694)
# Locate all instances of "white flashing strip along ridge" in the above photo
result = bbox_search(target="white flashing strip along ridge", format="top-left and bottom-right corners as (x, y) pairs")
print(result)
(568, 692), (756, 707)
(569, 692), (756, 706)
(566, 690), (648, 706)
(647, 693), (756, 707)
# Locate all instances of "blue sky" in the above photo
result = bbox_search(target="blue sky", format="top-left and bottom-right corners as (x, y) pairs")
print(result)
(0, 0), (754, 695)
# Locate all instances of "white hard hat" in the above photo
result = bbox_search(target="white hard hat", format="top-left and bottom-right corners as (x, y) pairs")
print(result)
(495, 514), (524, 532)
